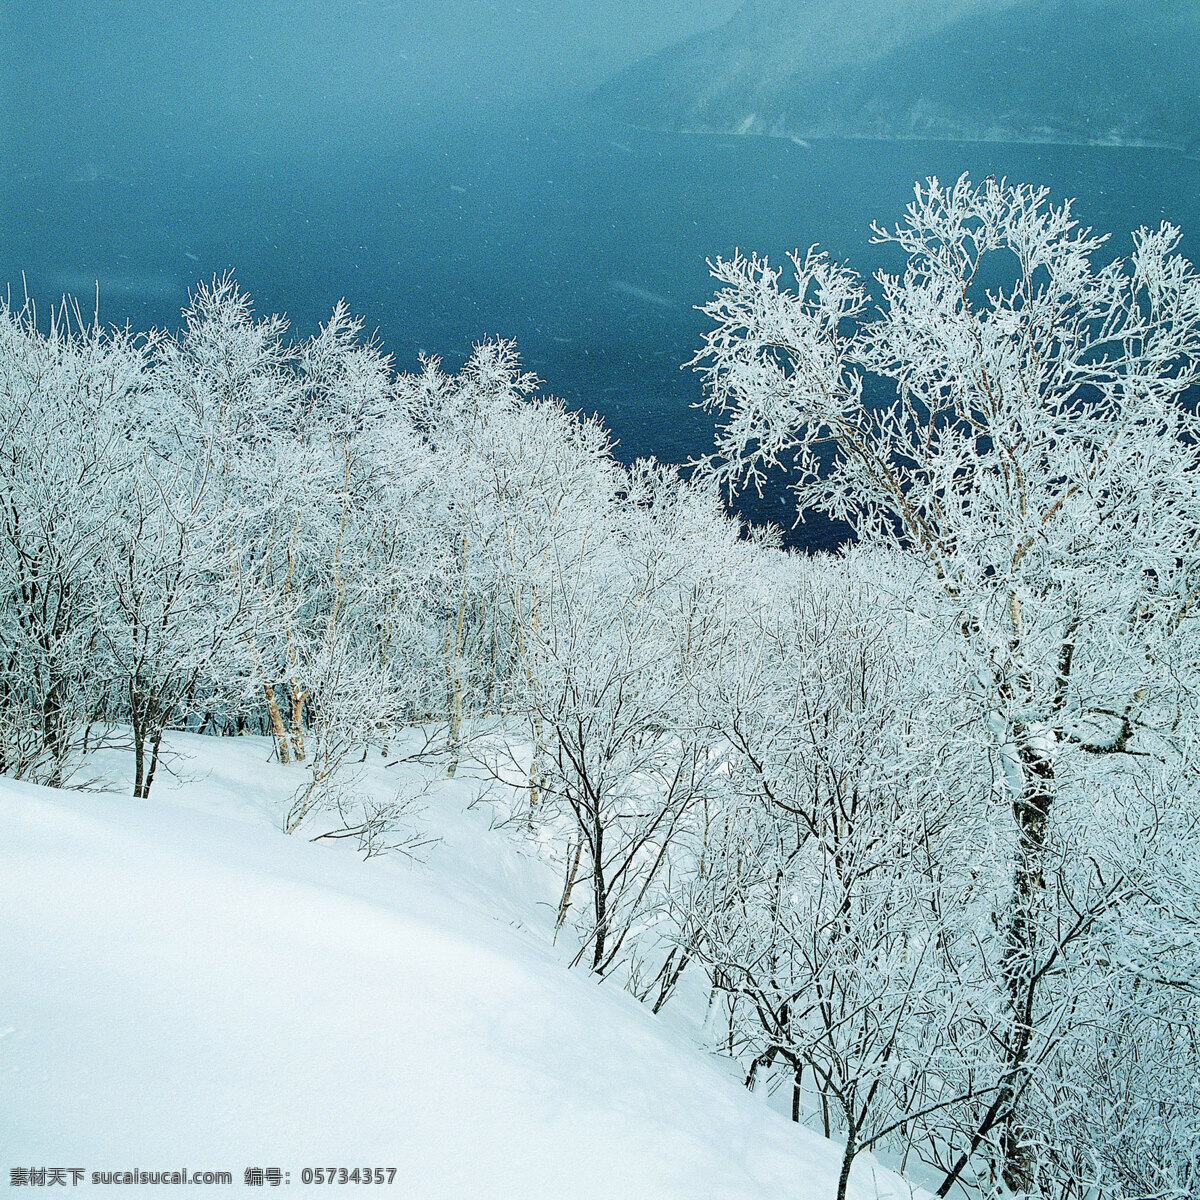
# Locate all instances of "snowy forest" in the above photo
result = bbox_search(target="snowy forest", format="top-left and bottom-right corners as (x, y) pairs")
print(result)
(4, 175), (1200, 1199)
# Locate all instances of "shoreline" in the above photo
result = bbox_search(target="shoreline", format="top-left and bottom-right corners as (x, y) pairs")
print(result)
(597, 114), (1199, 159)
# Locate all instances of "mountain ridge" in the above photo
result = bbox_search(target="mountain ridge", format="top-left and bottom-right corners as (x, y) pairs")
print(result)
(596, 0), (1200, 151)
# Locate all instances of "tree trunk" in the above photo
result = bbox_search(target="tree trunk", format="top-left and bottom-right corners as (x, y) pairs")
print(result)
(143, 727), (164, 799)
(590, 816), (607, 973)
(528, 712), (545, 824)
(285, 771), (325, 834)
(444, 613), (464, 778)
(131, 717), (146, 798)
(263, 683), (291, 764)
(651, 948), (690, 1014)
(41, 673), (68, 787)
(288, 680), (307, 761)
(931, 591), (1059, 1193)
(445, 533), (469, 778)
(555, 839), (583, 932)
(835, 1115), (858, 1200)
(999, 738), (1054, 1196)
(132, 734), (145, 798)
(446, 681), (463, 778)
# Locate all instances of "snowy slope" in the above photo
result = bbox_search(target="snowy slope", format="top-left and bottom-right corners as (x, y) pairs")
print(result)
(0, 733), (922, 1198)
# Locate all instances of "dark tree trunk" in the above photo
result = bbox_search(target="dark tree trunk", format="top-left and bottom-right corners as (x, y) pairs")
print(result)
(132, 724), (146, 798)
(940, 737), (1055, 1198)
(41, 671), (70, 786)
(835, 1116), (858, 1200)
(590, 814), (607, 973)
(143, 728), (164, 799)
(999, 740), (1054, 1195)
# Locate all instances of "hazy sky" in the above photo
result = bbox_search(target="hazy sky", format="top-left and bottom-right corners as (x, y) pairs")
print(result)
(6, 0), (742, 164)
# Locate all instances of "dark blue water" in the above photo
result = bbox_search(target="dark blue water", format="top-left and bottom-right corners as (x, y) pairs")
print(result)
(6, 113), (1200, 546)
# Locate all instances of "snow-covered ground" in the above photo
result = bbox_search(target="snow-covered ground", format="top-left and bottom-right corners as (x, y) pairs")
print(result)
(1, 732), (923, 1198)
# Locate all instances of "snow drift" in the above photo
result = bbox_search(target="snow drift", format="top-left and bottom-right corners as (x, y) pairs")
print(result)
(0, 733), (919, 1198)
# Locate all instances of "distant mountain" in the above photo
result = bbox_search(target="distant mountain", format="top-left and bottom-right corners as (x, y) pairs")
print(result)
(596, 0), (1200, 151)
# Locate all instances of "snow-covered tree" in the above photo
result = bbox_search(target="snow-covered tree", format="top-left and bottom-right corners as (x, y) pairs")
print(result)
(155, 279), (431, 821)
(685, 552), (995, 1200)
(693, 173), (1200, 1195)
(99, 432), (249, 798)
(515, 463), (752, 976)
(0, 299), (147, 783)
(394, 341), (618, 773)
